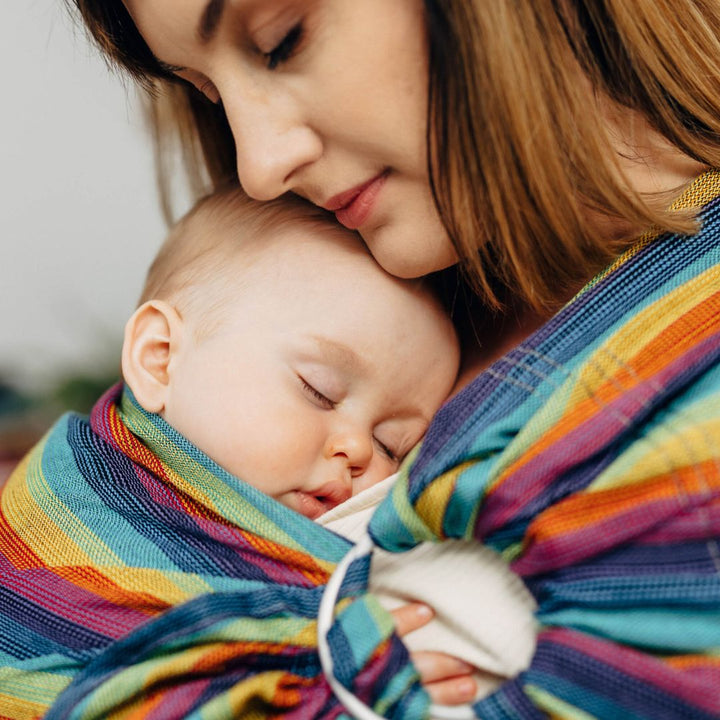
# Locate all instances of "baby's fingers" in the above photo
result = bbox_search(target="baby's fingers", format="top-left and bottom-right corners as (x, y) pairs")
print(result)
(411, 652), (474, 686)
(422, 674), (477, 707)
(412, 652), (476, 705)
(390, 605), (477, 705)
(413, 652), (476, 706)
(390, 602), (434, 636)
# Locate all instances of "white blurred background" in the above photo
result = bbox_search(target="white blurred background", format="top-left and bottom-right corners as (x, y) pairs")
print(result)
(1, 0), (170, 394)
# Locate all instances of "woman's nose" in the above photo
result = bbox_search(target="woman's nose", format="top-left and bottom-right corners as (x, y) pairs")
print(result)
(324, 430), (374, 477)
(221, 85), (322, 201)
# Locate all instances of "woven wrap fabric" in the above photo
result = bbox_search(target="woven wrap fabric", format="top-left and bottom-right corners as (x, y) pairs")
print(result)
(0, 387), (427, 719)
(3, 172), (720, 720)
(370, 170), (720, 719)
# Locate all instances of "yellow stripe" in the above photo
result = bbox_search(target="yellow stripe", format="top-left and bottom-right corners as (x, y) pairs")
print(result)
(97, 566), (211, 604)
(570, 264), (720, 413)
(0, 667), (70, 718)
(526, 684), (599, 719)
(594, 411), (720, 492)
(415, 462), (475, 539)
(0, 693), (49, 720)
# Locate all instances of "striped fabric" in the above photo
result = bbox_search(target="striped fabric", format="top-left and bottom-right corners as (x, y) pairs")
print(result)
(0, 388), (426, 719)
(370, 170), (720, 718)
(2, 172), (720, 720)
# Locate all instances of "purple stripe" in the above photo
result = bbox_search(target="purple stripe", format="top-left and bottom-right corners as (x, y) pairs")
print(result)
(513, 496), (709, 575)
(0, 554), (149, 641)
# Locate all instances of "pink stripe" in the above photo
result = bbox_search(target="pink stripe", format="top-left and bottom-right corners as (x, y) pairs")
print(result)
(146, 678), (211, 719)
(477, 334), (720, 537)
(512, 494), (689, 575)
(0, 553), (152, 637)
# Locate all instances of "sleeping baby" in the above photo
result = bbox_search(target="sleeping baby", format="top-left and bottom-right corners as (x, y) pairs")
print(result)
(0, 186), (535, 718)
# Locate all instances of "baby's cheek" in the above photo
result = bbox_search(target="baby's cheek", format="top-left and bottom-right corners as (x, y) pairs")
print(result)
(352, 462), (397, 495)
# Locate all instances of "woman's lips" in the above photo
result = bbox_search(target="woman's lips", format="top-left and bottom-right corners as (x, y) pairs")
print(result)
(324, 171), (388, 230)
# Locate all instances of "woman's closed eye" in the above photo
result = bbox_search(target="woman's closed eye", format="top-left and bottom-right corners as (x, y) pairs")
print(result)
(299, 376), (335, 409)
(264, 23), (303, 70)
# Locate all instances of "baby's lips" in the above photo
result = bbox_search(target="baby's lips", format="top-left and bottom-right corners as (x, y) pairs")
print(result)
(293, 492), (327, 519)
(311, 479), (353, 508)
(293, 479), (352, 519)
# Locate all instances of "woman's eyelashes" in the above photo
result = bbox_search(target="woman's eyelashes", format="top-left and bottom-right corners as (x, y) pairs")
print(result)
(162, 22), (304, 102)
(264, 23), (303, 69)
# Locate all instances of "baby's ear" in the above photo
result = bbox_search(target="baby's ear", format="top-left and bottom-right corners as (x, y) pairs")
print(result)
(122, 300), (183, 414)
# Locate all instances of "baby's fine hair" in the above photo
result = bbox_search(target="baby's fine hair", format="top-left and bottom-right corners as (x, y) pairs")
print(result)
(139, 186), (343, 325)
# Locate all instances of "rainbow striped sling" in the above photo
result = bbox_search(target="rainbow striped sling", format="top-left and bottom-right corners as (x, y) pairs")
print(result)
(0, 398), (423, 717)
(2, 171), (720, 719)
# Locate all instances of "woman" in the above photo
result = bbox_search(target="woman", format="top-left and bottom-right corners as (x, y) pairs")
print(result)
(52, 0), (720, 717)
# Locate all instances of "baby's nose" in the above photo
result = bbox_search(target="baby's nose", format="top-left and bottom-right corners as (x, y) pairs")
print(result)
(324, 431), (374, 476)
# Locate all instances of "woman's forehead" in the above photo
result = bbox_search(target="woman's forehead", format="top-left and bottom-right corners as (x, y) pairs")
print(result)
(123, 0), (299, 58)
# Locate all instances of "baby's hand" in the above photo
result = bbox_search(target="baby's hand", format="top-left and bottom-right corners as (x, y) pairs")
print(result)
(391, 603), (477, 706)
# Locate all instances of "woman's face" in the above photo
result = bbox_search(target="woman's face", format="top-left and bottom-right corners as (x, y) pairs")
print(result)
(122, 0), (458, 277)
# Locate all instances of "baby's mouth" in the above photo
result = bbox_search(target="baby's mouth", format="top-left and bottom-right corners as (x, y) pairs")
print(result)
(294, 480), (352, 519)
(293, 491), (331, 520)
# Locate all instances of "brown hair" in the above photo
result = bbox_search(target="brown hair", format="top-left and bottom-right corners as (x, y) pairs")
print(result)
(69, 0), (720, 310)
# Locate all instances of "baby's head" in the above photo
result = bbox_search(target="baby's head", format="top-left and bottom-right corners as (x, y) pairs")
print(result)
(123, 188), (460, 519)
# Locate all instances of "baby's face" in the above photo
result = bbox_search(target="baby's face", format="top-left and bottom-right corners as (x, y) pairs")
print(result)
(162, 224), (460, 519)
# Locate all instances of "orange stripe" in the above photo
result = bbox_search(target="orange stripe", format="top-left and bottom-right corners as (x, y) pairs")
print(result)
(0, 508), (46, 571)
(242, 531), (332, 586)
(665, 655), (720, 671)
(525, 458), (720, 544)
(53, 565), (171, 616)
(122, 692), (165, 720)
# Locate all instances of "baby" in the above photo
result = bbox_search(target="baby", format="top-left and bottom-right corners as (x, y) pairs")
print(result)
(123, 187), (460, 515)
(0, 187), (535, 718)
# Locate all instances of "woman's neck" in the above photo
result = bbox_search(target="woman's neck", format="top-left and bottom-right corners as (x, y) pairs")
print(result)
(590, 101), (709, 240)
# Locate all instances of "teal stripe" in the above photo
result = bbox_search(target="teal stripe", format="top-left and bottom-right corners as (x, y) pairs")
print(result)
(539, 574), (720, 605)
(539, 607), (720, 651)
(336, 598), (389, 672)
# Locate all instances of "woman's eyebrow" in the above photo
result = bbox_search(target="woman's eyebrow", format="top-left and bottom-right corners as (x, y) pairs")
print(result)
(198, 0), (226, 43)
